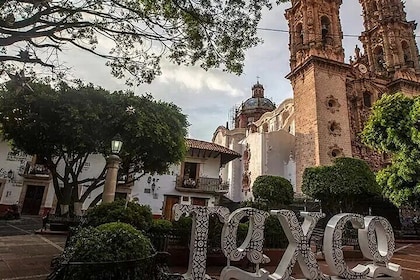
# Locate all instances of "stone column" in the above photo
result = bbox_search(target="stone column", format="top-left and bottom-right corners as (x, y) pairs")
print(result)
(102, 154), (121, 203)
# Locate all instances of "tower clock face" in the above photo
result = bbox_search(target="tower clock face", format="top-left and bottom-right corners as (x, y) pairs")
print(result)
(358, 64), (368, 74)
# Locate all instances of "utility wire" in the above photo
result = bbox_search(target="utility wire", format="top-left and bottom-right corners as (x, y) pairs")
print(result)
(257, 27), (420, 38)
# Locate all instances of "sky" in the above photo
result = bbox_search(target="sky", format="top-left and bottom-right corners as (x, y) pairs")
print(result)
(61, 0), (420, 142)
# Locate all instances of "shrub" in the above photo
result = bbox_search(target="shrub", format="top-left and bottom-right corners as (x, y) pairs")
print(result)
(60, 222), (154, 279)
(65, 222), (153, 261)
(302, 157), (381, 215)
(84, 199), (153, 231)
(264, 216), (288, 248)
(172, 216), (192, 247)
(252, 175), (294, 210)
(147, 219), (173, 251)
(149, 219), (173, 233)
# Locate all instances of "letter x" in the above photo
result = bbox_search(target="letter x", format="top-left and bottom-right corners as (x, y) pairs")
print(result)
(269, 210), (329, 280)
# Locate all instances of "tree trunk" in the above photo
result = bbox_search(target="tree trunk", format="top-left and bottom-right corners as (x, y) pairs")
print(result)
(60, 204), (69, 216)
(74, 202), (83, 216)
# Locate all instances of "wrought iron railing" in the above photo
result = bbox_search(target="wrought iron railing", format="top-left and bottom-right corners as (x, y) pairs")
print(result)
(175, 176), (229, 193)
(47, 253), (183, 280)
(19, 161), (50, 177)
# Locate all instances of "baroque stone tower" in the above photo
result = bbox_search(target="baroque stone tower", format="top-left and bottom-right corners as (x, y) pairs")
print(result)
(286, 0), (420, 192)
(285, 0), (353, 191)
(358, 0), (420, 95)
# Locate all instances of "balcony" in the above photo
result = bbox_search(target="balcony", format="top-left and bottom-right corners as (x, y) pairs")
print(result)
(19, 161), (51, 180)
(175, 176), (229, 194)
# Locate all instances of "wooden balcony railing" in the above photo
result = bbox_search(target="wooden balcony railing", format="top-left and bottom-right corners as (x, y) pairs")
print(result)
(175, 176), (229, 194)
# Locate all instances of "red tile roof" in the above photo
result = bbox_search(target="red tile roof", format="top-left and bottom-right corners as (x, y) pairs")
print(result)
(186, 138), (241, 165)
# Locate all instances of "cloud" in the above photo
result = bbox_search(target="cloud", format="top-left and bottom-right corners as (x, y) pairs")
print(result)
(157, 64), (243, 97)
(54, 0), (420, 142)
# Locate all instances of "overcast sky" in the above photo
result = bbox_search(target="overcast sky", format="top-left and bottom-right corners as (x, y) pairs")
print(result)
(63, 1), (420, 142)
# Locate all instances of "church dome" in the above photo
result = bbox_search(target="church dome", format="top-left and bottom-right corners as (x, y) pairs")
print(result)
(242, 97), (275, 111)
(234, 80), (276, 129)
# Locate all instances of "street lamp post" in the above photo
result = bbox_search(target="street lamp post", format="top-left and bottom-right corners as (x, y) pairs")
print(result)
(102, 135), (123, 204)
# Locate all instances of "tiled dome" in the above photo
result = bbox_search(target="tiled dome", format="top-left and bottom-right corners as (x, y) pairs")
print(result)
(242, 97), (275, 111)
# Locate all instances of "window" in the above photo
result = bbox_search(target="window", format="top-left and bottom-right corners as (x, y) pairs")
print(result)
(328, 121), (341, 136)
(183, 162), (199, 188)
(363, 92), (372, 108)
(372, 1), (378, 12)
(374, 46), (386, 71)
(331, 149), (342, 158)
(321, 16), (331, 45)
(191, 197), (207, 206)
(328, 145), (343, 159)
(402, 41), (413, 66)
(325, 95), (340, 113)
(296, 23), (303, 45)
(183, 162), (198, 180)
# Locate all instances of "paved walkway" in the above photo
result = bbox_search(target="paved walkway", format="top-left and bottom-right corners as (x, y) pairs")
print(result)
(0, 234), (65, 279)
(1, 217), (420, 279)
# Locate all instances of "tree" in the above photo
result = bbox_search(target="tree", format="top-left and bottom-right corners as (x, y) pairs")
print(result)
(0, 0), (287, 84)
(362, 93), (420, 207)
(0, 81), (188, 214)
(251, 175), (294, 210)
(302, 157), (381, 215)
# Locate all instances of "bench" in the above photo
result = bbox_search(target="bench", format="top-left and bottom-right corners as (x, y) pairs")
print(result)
(43, 214), (86, 232)
(343, 230), (360, 250)
(310, 227), (324, 254)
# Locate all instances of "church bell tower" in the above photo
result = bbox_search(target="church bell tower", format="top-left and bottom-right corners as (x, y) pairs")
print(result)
(286, 0), (352, 192)
(286, 0), (345, 70)
(359, 0), (420, 95)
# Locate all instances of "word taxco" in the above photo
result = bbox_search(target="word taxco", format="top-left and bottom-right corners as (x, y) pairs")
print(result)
(172, 204), (402, 280)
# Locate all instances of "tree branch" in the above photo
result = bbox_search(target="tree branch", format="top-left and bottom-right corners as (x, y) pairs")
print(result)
(0, 55), (54, 67)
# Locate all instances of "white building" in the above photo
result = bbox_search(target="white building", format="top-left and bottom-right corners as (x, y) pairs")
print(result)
(0, 138), (240, 219)
(212, 83), (296, 203)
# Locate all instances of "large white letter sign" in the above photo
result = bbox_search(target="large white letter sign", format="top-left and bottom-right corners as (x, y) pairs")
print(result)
(358, 216), (401, 279)
(172, 204), (230, 280)
(269, 210), (328, 280)
(324, 213), (369, 279)
(220, 207), (270, 280)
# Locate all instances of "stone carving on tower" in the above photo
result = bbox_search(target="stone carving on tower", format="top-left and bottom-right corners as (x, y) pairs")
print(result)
(359, 0), (420, 72)
(359, 0), (420, 94)
(285, 0), (345, 70)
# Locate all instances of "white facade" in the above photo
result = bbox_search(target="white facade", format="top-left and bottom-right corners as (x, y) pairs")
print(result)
(0, 139), (237, 218)
(213, 98), (296, 203)
(133, 158), (220, 216)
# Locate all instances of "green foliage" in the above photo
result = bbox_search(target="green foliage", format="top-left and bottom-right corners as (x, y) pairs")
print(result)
(172, 216), (193, 231)
(362, 93), (420, 207)
(302, 157), (380, 214)
(0, 0), (290, 84)
(85, 200), (153, 232)
(60, 222), (153, 278)
(0, 81), (188, 212)
(362, 93), (413, 152)
(252, 175), (294, 210)
(149, 219), (173, 233)
(264, 216), (288, 248)
(172, 216), (193, 247)
(66, 222), (153, 261)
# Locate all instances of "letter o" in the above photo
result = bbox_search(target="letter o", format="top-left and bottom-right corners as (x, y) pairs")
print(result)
(359, 216), (395, 263)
